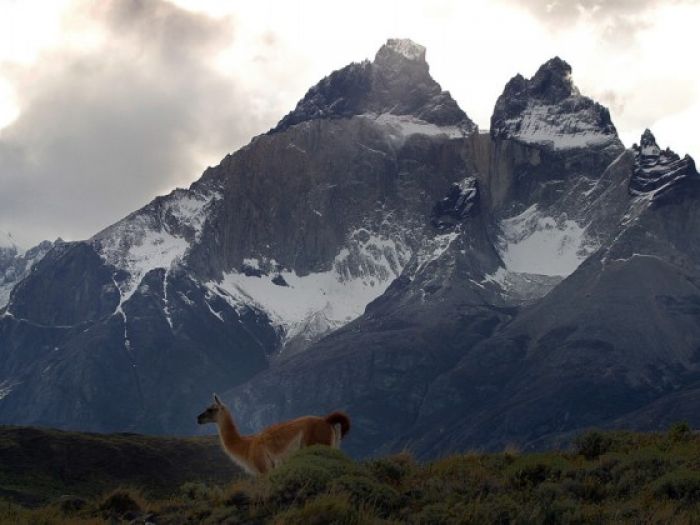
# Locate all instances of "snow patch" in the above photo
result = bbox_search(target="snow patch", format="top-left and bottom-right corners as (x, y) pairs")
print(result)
(0, 379), (18, 401)
(110, 230), (189, 308)
(242, 258), (260, 270)
(503, 103), (615, 150)
(162, 268), (173, 329)
(207, 232), (411, 345)
(0, 285), (12, 309)
(96, 185), (221, 312)
(204, 291), (225, 323)
(497, 205), (594, 276)
(362, 113), (466, 142)
(414, 231), (460, 273)
(483, 267), (508, 287)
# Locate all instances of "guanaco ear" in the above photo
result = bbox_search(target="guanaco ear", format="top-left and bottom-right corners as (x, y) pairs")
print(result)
(213, 393), (222, 406)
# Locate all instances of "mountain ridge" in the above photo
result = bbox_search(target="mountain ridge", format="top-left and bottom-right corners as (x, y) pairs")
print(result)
(1, 39), (698, 459)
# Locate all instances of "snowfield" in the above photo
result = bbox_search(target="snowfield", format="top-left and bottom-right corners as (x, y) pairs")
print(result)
(497, 205), (595, 277)
(207, 232), (411, 346)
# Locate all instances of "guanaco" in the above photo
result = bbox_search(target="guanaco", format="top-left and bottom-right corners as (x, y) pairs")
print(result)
(197, 394), (350, 475)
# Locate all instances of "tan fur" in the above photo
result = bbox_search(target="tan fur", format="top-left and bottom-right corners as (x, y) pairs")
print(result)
(197, 395), (349, 475)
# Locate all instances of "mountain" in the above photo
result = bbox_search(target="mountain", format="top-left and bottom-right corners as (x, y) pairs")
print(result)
(223, 56), (700, 458)
(0, 234), (56, 308)
(1, 41), (698, 457)
(0, 39), (479, 434)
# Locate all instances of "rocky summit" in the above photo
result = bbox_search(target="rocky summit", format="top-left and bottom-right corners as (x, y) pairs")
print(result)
(1, 39), (699, 458)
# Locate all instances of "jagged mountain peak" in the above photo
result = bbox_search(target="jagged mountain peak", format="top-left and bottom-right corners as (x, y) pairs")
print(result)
(491, 56), (619, 151)
(375, 38), (427, 64)
(640, 128), (658, 150)
(538, 56), (570, 72)
(498, 57), (577, 107)
(271, 38), (474, 133)
(630, 129), (698, 195)
(528, 56), (579, 103)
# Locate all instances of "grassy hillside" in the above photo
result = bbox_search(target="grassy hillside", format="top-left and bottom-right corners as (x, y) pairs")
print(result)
(0, 426), (237, 507)
(1, 424), (700, 524)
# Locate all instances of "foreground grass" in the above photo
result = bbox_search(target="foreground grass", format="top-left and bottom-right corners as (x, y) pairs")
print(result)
(0, 426), (236, 507)
(2, 424), (700, 524)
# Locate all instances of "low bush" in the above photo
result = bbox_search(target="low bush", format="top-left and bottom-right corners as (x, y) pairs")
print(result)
(653, 469), (700, 502)
(98, 488), (143, 519)
(274, 494), (360, 525)
(668, 421), (693, 442)
(330, 473), (400, 516)
(265, 445), (362, 506)
(574, 430), (613, 460)
(365, 451), (415, 486)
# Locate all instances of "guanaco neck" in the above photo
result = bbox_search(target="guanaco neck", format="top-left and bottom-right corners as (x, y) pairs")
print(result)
(216, 408), (249, 455)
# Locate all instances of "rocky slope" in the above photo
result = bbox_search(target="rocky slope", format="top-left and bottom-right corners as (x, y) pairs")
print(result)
(1, 41), (698, 457)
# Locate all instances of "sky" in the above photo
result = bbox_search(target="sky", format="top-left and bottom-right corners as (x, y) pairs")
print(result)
(0, 0), (698, 247)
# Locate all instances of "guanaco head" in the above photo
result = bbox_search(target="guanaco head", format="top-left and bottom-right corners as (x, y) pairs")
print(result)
(197, 393), (225, 425)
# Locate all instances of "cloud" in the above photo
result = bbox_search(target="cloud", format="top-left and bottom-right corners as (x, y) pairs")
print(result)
(1, 0), (699, 247)
(506, 0), (685, 42)
(0, 0), (284, 247)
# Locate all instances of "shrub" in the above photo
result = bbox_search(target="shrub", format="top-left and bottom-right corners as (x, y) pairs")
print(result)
(422, 455), (499, 500)
(511, 462), (550, 489)
(180, 481), (212, 501)
(56, 494), (87, 514)
(266, 445), (362, 506)
(224, 489), (251, 508)
(414, 501), (469, 524)
(274, 494), (361, 525)
(653, 470), (700, 502)
(330, 474), (400, 516)
(366, 451), (415, 485)
(528, 498), (581, 525)
(668, 421), (692, 442)
(507, 455), (568, 489)
(534, 481), (564, 504)
(610, 449), (671, 496)
(470, 494), (519, 524)
(98, 488), (143, 518)
(574, 430), (613, 460)
(561, 477), (606, 503)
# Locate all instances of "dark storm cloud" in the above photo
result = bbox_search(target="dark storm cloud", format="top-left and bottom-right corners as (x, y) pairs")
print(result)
(0, 0), (282, 247)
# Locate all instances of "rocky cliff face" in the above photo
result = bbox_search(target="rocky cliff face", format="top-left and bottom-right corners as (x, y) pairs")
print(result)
(1, 40), (698, 456)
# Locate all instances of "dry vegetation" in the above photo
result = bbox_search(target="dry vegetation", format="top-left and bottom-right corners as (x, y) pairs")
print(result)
(2, 424), (700, 524)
